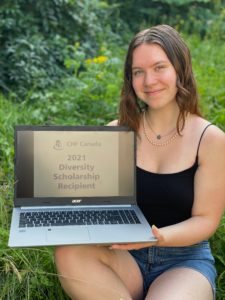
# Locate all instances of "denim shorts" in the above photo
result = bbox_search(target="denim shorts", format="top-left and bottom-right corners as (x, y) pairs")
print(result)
(129, 241), (217, 299)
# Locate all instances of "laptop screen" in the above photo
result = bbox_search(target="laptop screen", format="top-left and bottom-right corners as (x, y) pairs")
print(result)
(14, 126), (136, 206)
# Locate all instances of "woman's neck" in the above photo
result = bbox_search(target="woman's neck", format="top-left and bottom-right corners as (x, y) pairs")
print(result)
(145, 104), (180, 133)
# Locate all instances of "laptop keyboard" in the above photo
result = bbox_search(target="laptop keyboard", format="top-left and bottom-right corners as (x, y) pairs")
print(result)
(19, 209), (141, 228)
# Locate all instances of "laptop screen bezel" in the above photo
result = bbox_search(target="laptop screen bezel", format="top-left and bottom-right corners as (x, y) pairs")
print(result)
(14, 125), (137, 207)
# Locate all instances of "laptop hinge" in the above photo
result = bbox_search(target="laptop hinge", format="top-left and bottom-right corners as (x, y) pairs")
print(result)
(20, 204), (132, 210)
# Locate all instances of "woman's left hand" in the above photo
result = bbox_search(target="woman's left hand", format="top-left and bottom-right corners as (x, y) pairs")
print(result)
(109, 225), (164, 250)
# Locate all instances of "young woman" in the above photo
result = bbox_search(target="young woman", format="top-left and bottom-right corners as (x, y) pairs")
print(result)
(54, 25), (225, 300)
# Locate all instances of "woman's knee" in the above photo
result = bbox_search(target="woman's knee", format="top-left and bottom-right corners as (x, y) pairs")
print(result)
(54, 245), (83, 272)
(54, 245), (110, 272)
(55, 245), (72, 260)
(146, 268), (213, 300)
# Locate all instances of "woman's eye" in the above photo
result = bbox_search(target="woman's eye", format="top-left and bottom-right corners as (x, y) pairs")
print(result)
(155, 65), (165, 71)
(133, 70), (143, 76)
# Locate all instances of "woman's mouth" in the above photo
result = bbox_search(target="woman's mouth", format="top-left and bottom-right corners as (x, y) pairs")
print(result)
(144, 89), (163, 96)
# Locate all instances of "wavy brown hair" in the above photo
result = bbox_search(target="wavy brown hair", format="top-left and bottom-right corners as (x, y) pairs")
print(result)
(118, 24), (201, 133)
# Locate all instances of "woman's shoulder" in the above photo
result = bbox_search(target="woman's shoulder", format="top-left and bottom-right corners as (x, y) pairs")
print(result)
(107, 120), (119, 126)
(189, 115), (224, 137)
(190, 115), (225, 160)
(202, 122), (225, 156)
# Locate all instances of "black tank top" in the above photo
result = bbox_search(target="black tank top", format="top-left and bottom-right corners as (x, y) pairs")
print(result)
(136, 124), (211, 228)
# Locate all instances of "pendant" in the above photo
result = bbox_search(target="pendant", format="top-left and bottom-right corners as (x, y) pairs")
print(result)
(157, 135), (161, 140)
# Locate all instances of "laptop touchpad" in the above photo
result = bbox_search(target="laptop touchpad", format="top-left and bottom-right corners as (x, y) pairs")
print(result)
(46, 227), (90, 242)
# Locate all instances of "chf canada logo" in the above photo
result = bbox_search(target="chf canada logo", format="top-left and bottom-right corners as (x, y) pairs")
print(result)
(53, 140), (63, 150)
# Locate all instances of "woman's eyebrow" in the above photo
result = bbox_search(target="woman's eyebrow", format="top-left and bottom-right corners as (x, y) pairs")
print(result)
(132, 60), (168, 69)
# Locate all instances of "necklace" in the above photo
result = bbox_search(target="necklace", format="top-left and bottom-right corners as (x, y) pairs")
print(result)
(143, 111), (178, 147)
(144, 111), (176, 140)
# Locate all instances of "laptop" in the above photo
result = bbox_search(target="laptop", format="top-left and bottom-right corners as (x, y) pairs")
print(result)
(8, 125), (157, 247)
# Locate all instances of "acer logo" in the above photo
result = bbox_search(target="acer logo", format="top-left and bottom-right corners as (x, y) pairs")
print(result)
(72, 199), (82, 203)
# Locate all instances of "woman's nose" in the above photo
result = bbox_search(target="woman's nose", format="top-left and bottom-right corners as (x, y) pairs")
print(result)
(144, 72), (157, 86)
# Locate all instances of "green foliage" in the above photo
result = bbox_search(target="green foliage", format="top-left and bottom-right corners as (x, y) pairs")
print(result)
(3, 34), (68, 98)
(107, 0), (225, 39)
(18, 43), (123, 126)
(1, 0), (225, 101)
(210, 218), (225, 299)
(206, 6), (225, 41)
(189, 36), (225, 131)
(0, 0), (121, 99)
(0, 240), (69, 299)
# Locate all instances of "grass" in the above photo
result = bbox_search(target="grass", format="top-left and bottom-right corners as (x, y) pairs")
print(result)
(0, 35), (224, 299)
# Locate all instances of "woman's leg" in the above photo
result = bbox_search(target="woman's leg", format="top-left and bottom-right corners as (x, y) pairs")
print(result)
(145, 268), (213, 300)
(54, 245), (143, 300)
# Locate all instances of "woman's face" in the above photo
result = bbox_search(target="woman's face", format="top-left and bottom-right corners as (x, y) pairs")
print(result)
(131, 43), (178, 111)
